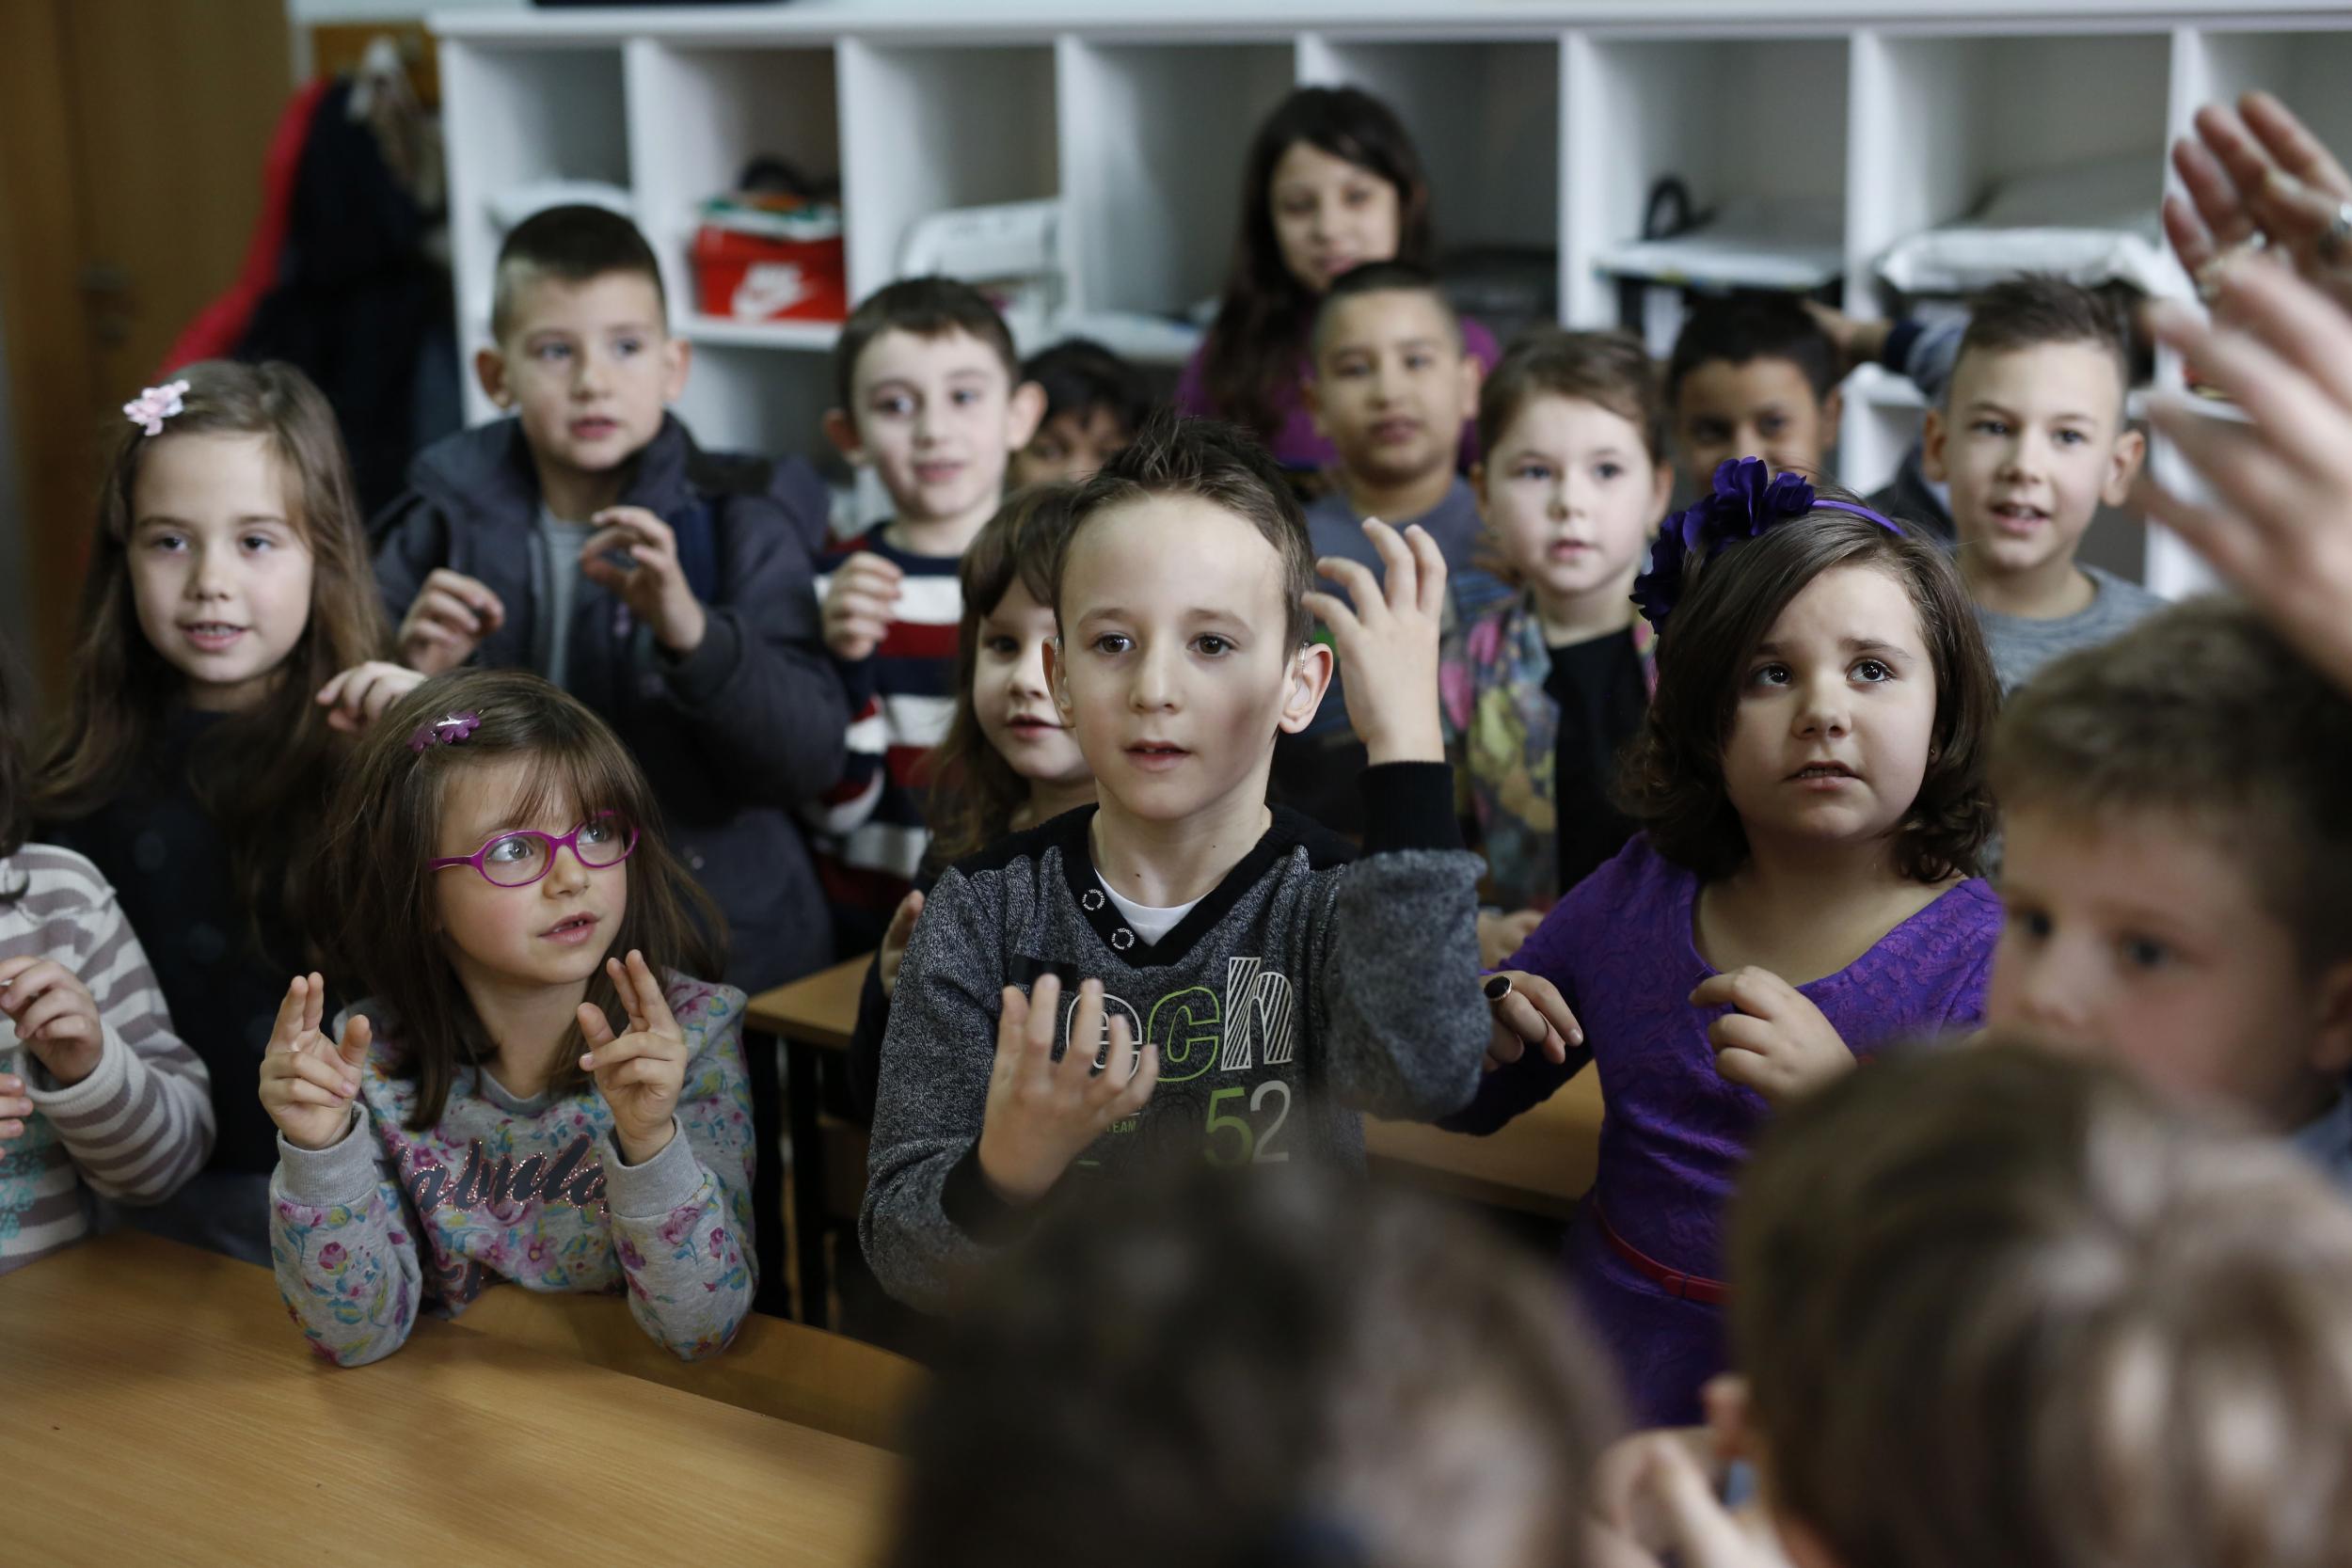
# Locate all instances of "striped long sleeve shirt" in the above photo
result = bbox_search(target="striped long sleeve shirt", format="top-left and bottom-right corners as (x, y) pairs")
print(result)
(0, 845), (214, 1273)
(807, 525), (963, 933)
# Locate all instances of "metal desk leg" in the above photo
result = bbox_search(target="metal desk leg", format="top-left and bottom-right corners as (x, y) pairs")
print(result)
(746, 1026), (791, 1320)
(784, 1034), (832, 1328)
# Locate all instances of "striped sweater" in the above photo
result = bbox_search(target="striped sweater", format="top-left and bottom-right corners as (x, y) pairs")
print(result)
(0, 845), (214, 1273)
(808, 523), (962, 932)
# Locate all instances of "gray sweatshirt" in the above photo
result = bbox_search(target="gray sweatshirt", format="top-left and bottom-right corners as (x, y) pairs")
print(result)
(862, 762), (1489, 1312)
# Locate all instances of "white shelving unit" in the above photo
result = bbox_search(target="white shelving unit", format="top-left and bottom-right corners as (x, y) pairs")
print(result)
(435, 0), (2352, 593)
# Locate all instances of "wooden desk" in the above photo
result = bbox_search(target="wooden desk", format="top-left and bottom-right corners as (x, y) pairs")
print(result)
(453, 1280), (924, 1450)
(750, 958), (1604, 1311)
(0, 1232), (897, 1565)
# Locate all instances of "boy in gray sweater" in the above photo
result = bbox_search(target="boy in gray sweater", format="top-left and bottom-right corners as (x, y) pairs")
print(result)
(862, 418), (1493, 1311)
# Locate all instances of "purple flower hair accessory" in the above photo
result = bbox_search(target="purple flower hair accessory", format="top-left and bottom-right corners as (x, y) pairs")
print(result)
(406, 711), (481, 754)
(1629, 456), (1903, 631)
(122, 379), (191, 437)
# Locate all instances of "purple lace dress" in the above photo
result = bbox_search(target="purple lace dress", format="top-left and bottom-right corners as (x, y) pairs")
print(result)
(1450, 835), (1997, 1425)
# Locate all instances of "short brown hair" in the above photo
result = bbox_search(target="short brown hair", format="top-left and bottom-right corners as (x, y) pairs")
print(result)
(1310, 259), (1463, 361)
(1951, 274), (2135, 410)
(313, 669), (722, 1131)
(833, 275), (1021, 414)
(1992, 596), (2352, 973)
(888, 1164), (1621, 1568)
(1477, 326), (1667, 468)
(1058, 414), (1316, 648)
(924, 483), (1084, 866)
(491, 204), (667, 342)
(1731, 1038), (2352, 1568)
(1620, 506), (1998, 882)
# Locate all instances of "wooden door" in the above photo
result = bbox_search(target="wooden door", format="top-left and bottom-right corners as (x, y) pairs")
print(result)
(0, 0), (289, 705)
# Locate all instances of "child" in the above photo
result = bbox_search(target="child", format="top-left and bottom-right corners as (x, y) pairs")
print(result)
(262, 669), (753, 1367)
(1457, 462), (2003, 1426)
(1606, 1043), (2352, 1568)
(1176, 86), (1500, 468)
(888, 1164), (1622, 1568)
(861, 416), (1489, 1313)
(1441, 328), (1673, 960)
(1666, 294), (1844, 499)
(1986, 598), (2352, 1186)
(371, 203), (847, 994)
(813, 276), (1046, 955)
(35, 359), (389, 1265)
(846, 485), (1095, 1122)
(1009, 338), (1152, 488)
(0, 652), (214, 1273)
(1922, 275), (2157, 694)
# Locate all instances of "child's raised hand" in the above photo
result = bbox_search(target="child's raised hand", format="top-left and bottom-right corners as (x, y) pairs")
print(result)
(1304, 518), (1448, 765)
(315, 660), (427, 733)
(580, 505), (708, 655)
(1587, 1433), (1792, 1568)
(578, 948), (687, 1165)
(1482, 970), (1582, 1073)
(2137, 267), (2352, 697)
(878, 889), (926, 998)
(976, 974), (1159, 1206)
(258, 973), (369, 1152)
(1692, 968), (1852, 1105)
(1478, 909), (1545, 970)
(395, 568), (505, 675)
(820, 551), (904, 662)
(0, 955), (104, 1090)
(2167, 93), (2352, 312)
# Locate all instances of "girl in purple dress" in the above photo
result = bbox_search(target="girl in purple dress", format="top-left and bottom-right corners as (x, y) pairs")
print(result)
(1455, 458), (2003, 1425)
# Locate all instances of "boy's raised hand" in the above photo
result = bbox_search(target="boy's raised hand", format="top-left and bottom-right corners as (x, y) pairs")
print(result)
(315, 661), (427, 734)
(580, 505), (707, 655)
(1304, 518), (1448, 765)
(878, 889), (926, 998)
(820, 551), (904, 662)
(1692, 968), (1853, 1105)
(976, 974), (1159, 1206)
(0, 955), (104, 1093)
(2167, 92), (2352, 312)
(578, 948), (687, 1165)
(258, 973), (370, 1152)
(396, 568), (505, 674)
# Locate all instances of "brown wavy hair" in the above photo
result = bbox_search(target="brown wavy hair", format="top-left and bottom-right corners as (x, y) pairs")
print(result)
(32, 359), (388, 955)
(1201, 87), (1435, 447)
(315, 669), (722, 1132)
(922, 484), (1085, 868)
(1619, 505), (1996, 882)
(1732, 1038), (2352, 1568)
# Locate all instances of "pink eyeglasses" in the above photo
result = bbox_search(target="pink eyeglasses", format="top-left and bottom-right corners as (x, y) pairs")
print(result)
(427, 811), (639, 888)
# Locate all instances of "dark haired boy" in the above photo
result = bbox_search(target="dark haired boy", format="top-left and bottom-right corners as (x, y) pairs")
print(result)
(372, 202), (848, 991)
(861, 417), (1490, 1312)
(811, 277), (1046, 951)
(1923, 275), (2155, 693)
(1009, 337), (1153, 488)
(1665, 294), (1847, 503)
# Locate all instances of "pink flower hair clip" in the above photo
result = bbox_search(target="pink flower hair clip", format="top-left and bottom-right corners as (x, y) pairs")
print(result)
(407, 711), (482, 753)
(122, 379), (191, 437)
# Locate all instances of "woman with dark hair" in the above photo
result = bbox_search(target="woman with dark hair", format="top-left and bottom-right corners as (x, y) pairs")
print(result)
(1173, 86), (1499, 469)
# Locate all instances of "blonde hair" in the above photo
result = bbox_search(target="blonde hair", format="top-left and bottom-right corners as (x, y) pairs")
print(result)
(1730, 1038), (2352, 1568)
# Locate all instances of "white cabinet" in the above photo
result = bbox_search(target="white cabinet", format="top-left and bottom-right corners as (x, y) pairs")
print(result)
(436, 1), (2352, 586)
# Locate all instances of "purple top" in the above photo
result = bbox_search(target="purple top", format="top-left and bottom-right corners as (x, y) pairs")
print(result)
(1174, 315), (1502, 470)
(1451, 834), (1998, 1423)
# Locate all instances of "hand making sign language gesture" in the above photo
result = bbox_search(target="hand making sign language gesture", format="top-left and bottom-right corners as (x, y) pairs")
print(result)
(577, 948), (689, 1165)
(976, 973), (1161, 1206)
(257, 973), (372, 1152)
(395, 568), (507, 674)
(578, 506), (710, 655)
(0, 956), (107, 1133)
(1303, 516), (1449, 765)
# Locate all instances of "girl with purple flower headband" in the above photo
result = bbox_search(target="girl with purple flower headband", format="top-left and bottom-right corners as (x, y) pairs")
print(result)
(257, 667), (757, 1368)
(1454, 456), (2005, 1426)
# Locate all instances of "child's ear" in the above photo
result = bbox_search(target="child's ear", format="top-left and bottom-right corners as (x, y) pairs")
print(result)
(2308, 958), (2352, 1078)
(475, 346), (513, 411)
(1454, 351), (1484, 421)
(1820, 385), (1844, 455)
(2102, 425), (2149, 507)
(1005, 378), (1048, 453)
(1648, 458), (1676, 522)
(1275, 639), (1335, 736)
(660, 334), (692, 404)
(1469, 459), (1488, 518)
(1921, 405), (1949, 483)
(822, 408), (866, 467)
(1042, 634), (1074, 723)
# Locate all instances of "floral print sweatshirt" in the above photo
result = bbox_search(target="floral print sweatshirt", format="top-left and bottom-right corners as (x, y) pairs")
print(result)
(267, 974), (754, 1368)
